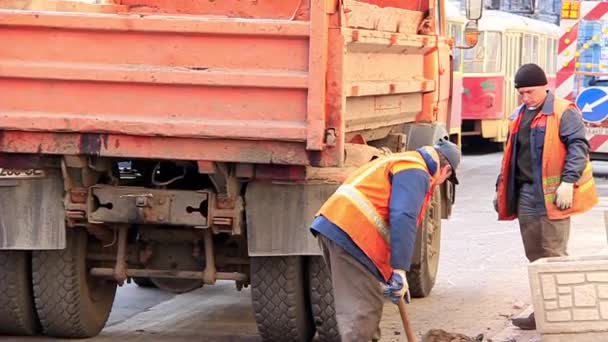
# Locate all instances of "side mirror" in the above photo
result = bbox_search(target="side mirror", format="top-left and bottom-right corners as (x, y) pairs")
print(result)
(465, 0), (483, 21)
(455, 20), (480, 49)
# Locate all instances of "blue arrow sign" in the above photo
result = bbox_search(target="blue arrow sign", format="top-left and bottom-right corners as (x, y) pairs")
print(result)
(576, 87), (608, 123)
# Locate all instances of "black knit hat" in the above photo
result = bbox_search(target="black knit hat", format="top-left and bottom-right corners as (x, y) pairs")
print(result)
(514, 63), (548, 89)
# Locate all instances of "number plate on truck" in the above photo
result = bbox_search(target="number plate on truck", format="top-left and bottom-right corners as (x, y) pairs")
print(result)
(0, 168), (46, 178)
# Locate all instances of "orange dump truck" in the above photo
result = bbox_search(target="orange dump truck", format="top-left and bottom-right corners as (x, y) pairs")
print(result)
(0, 0), (481, 340)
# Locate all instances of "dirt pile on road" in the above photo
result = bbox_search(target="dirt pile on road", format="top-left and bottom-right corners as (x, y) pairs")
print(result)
(422, 329), (484, 342)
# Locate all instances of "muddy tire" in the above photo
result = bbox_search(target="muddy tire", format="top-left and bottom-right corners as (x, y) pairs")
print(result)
(308, 256), (340, 342)
(407, 188), (442, 298)
(32, 229), (116, 338)
(251, 256), (314, 342)
(0, 251), (40, 336)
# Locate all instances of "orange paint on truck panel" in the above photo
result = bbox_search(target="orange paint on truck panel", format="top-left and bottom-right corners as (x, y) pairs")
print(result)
(0, 0), (454, 167)
(357, 0), (428, 11)
(0, 132), (317, 165)
(119, 0), (310, 19)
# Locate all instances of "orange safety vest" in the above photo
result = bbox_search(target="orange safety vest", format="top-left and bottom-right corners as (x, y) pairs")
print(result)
(497, 97), (598, 220)
(317, 147), (440, 282)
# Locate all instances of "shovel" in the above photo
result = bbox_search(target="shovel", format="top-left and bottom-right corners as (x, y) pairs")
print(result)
(398, 297), (417, 342)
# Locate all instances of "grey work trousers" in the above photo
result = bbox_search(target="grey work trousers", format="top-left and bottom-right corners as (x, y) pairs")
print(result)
(518, 183), (571, 262)
(318, 235), (384, 342)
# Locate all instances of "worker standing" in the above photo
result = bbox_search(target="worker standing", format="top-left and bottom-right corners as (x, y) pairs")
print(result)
(495, 63), (598, 330)
(310, 138), (461, 341)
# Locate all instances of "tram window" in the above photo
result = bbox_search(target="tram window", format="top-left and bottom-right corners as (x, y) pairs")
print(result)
(546, 38), (557, 74)
(551, 38), (557, 73)
(464, 32), (485, 73)
(485, 32), (502, 72)
(522, 35), (539, 64)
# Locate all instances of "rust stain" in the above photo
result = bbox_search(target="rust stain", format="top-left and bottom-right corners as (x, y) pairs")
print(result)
(69, 188), (88, 204)
(0, 154), (57, 169)
(102, 134), (109, 150)
(79, 134), (102, 156)
(307, 150), (323, 167)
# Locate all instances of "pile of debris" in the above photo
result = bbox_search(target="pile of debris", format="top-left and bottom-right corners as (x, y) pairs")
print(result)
(422, 329), (484, 342)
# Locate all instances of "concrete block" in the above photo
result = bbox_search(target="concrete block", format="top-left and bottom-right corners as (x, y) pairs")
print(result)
(573, 309), (600, 321)
(541, 331), (608, 341)
(586, 272), (608, 282)
(558, 295), (572, 308)
(600, 302), (608, 319)
(529, 254), (608, 339)
(541, 274), (557, 299)
(598, 285), (608, 299)
(545, 301), (558, 310)
(573, 284), (597, 307)
(545, 310), (571, 322)
(556, 273), (585, 285)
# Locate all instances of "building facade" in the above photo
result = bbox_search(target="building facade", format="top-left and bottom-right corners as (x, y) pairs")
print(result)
(498, 0), (561, 24)
(459, 0), (562, 24)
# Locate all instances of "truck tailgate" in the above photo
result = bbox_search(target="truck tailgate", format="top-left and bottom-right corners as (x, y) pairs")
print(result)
(0, 0), (433, 166)
(0, 1), (328, 164)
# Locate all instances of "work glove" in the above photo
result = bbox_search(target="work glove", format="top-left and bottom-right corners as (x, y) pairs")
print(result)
(493, 193), (498, 213)
(555, 182), (574, 210)
(383, 269), (410, 305)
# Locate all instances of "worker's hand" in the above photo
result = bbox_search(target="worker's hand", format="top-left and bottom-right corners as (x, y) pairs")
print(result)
(383, 269), (410, 305)
(555, 182), (574, 210)
(493, 192), (498, 213)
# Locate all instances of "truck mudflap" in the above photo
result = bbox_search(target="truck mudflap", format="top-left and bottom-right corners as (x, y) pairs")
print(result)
(246, 182), (339, 256)
(0, 170), (65, 250)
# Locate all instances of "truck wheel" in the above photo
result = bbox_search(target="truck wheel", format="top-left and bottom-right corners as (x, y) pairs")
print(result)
(407, 188), (442, 298)
(251, 256), (314, 342)
(32, 229), (116, 338)
(0, 251), (40, 335)
(308, 256), (340, 342)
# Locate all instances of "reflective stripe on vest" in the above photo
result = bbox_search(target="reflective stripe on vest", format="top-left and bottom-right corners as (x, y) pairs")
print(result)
(543, 162), (594, 203)
(335, 184), (391, 243)
(337, 155), (425, 243)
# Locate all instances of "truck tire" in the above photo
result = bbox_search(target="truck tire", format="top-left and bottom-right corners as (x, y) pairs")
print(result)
(0, 251), (40, 336)
(407, 188), (442, 298)
(251, 256), (314, 342)
(32, 229), (116, 338)
(307, 256), (340, 342)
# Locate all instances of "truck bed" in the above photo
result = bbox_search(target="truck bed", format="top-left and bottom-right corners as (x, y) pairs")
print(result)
(0, 0), (436, 167)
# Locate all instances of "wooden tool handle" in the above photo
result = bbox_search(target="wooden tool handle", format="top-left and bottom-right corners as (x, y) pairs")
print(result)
(398, 297), (417, 342)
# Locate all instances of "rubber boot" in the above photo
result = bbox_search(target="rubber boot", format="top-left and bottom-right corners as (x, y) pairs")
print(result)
(512, 312), (536, 330)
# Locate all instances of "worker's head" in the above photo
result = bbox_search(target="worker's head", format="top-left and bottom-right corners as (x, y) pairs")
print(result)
(433, 138), (461, 185)
(514, 63), (548, 109)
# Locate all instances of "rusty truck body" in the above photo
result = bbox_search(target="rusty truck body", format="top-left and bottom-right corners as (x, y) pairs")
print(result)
(0, 0), (481, 340)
